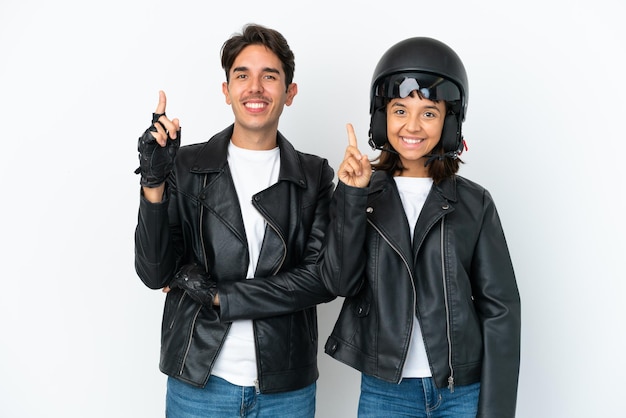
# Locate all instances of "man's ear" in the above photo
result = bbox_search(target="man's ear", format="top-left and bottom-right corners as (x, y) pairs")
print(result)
(285, 83), (298, 106)
(222, 82), (231, 105)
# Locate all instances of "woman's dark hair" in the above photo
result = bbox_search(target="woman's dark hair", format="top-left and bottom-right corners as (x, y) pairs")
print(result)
(370, 97), (463, 184)
(220, 23), (295, 91)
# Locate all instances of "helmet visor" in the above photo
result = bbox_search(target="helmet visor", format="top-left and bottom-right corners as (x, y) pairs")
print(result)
(375, 72), (461, 102)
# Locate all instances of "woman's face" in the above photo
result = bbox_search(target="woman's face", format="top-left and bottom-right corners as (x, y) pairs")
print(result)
(386, 92), (446, 177)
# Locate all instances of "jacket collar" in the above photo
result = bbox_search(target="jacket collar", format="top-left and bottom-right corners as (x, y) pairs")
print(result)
(433, 175), (457, 203)
(369, 170), (457, 203)
(189, 124), (307, 188)
(366, 171), (459, 263)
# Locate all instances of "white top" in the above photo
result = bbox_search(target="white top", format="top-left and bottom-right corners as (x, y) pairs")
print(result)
(394, 176), (434, 378)
(210, 141), (281, 387)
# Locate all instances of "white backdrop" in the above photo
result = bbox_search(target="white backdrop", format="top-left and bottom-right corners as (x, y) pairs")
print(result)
(1, 0), (624, 417)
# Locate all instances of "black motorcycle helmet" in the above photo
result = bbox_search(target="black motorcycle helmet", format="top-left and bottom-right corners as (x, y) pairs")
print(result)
(368, 37), (468, 161)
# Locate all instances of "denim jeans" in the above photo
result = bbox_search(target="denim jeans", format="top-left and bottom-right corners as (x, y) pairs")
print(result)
(166, 375), (316, 418)
(358, 374), (480, 417)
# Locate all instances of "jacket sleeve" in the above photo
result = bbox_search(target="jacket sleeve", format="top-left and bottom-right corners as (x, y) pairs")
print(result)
(134, 182), (180, 290)
(318, 181), (370, 297)
(218, 160), (336, 321)
(472, 191), (521, 418)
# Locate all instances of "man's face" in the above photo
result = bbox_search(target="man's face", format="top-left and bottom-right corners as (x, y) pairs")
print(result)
(222, 44), (297, 139)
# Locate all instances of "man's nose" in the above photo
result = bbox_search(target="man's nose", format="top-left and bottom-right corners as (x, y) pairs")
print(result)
(248, 76), (264, 93)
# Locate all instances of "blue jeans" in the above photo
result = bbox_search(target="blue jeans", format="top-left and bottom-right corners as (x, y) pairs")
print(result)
(166, 375), (316, 418)
(358, 374), (480, 417)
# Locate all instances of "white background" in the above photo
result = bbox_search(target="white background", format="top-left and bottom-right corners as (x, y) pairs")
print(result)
(1, 0), (624, 417)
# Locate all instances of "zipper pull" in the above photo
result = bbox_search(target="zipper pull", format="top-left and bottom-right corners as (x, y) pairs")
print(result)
(254, 379), (260, 394)
(447, 376), (455, 393)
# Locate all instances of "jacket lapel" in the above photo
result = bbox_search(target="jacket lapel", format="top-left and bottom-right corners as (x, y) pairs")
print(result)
(190, 125), (247, 244)
(189, 127), (306, 277)
(412, 176), (457, 259)
(367, 172), (414, 268)
(252, 133), (306, 277)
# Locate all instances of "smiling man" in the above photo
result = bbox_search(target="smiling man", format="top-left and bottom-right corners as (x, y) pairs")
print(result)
(133, 24), (335, 417)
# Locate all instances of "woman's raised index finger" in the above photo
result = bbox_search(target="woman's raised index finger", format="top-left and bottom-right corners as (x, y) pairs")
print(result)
(346, 123), (358, 149)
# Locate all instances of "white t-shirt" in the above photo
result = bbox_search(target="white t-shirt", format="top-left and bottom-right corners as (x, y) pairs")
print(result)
(210, 141), (281, 387)
(394, 176), (434, 378)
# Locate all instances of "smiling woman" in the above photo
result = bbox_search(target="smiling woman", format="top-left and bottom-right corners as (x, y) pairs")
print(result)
(319, 36), (521, 418)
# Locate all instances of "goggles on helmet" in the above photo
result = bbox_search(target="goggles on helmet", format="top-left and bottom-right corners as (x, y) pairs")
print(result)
(374, 72), (462, 102)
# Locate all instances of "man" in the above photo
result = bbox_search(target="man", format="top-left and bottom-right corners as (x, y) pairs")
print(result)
(134, 24), (334, 417)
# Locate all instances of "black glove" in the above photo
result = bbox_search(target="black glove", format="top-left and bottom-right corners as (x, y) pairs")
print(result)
(135, 112), (180, 187)
(169, 264), (217, 306)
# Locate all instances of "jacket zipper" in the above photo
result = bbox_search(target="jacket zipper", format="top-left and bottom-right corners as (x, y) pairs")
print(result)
(177, 179), (288, 388)
(367, 219), (416, 381)
(199, 174), (209, 275)
(179, 305), (202, 376)
(264, 221), (287, 274)
(169, 293), (186, 330)
(369, 213), (455, 391)
(250, 213), (287, 393)
(179, 174), (224, 376)
(440, 218), (455, 393)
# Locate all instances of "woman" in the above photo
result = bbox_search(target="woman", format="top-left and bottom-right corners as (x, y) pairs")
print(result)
(320, 37), (521, 417)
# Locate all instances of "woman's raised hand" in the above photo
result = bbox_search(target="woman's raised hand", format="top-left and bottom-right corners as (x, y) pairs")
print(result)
(337, 123), (371, 188)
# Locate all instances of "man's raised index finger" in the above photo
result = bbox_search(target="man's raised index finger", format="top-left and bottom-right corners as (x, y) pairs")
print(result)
(155, 90), (167, 114)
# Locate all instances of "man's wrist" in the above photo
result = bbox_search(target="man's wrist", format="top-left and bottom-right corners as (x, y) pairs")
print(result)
(142, 184), (165, 203)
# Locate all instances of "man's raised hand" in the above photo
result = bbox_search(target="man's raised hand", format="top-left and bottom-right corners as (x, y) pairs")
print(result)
(135, 91), (181, 188)
(337, 123), (371, 188)
(150, 90), (181, 146)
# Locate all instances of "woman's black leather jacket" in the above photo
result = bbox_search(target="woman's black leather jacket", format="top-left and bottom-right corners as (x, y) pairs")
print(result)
(135, 125), (335, 393)
(320, 171), (521, 417)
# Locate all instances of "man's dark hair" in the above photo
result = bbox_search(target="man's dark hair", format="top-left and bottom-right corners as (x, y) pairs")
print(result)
(221, 23), (295, 91)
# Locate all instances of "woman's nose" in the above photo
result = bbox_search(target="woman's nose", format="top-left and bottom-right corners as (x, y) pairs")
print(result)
(405, 115), (423, 132)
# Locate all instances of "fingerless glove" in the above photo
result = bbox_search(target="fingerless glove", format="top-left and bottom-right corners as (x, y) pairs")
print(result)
(170, 264), (217, 306)
(135, 113), (180, 187)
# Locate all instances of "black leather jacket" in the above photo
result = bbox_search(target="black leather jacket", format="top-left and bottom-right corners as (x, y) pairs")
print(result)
(135, 125), (335, 393)
(320, 171), (521, 417)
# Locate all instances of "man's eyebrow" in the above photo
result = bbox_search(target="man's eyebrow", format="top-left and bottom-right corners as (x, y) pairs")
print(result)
(232, 66), (280, 74)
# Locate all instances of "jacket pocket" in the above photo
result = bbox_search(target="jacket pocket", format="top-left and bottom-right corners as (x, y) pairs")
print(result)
(164, 289), (186, 330)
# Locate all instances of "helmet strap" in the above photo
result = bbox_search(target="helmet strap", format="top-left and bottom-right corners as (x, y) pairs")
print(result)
(423, 112), (464, 166)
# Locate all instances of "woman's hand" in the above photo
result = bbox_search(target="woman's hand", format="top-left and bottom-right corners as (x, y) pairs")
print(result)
(337, 123), (371, 188)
